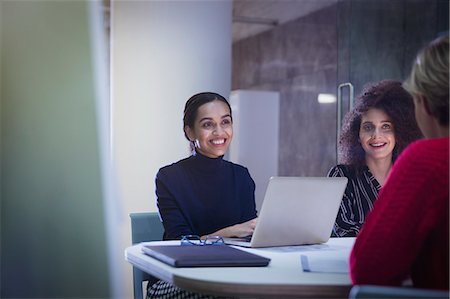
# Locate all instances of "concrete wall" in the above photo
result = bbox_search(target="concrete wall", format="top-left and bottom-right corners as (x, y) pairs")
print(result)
(232, 0), (449, 177)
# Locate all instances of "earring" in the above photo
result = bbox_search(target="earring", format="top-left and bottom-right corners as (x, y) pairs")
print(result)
(190, 139), (201, 156)
(190, 140), (196, 156)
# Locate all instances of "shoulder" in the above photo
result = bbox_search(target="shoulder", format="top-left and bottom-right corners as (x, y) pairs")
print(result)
(327, 164), (356, 178)
(157, 156), (191, 179)
(223, 159), (251, 174)
(403, 137), (448, 156)
(390, 137), (449, 185)
(223, 160), (255, 187)
(397, 138), (449, 167)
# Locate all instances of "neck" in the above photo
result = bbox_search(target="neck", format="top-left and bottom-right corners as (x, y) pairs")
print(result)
(194, 150), (223, 160)
(366, 156), (392, 186)
(424, 116), (449, 139)
(432, 124), (449, 139)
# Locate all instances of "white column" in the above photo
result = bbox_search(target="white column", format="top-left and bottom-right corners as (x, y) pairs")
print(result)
(229, 90), (280, 212)
(111, 1), (232, 296)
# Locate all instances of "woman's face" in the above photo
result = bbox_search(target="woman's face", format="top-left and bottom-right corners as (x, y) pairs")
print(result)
(185, 100), (233, 158)
(359, 108), (396, 162)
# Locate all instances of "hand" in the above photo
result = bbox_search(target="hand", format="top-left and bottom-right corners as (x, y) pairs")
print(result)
(203, 217), (258, 239)
(201, 217), (258, 239)
(230, 218), (258, 237)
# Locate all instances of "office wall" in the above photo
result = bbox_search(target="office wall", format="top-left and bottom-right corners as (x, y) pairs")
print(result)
(233, 2), (338, 177)
(111, 1), (232, 296)
(0, 1), (109, 298)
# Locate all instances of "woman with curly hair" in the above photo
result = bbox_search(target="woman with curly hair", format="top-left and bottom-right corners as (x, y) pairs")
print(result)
(327, 79), (422, 237)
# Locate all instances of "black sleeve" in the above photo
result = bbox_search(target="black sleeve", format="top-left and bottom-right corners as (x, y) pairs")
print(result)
(155, 169), (193, 240)
(327, 165), (360, 237)
(239, 167), (258, 221)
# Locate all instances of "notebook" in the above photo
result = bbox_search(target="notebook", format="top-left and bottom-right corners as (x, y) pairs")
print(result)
(225, 176), (348, 248)
(141, 244), (271, 267)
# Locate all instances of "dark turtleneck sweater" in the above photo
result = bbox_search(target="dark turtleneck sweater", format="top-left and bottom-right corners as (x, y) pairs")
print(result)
(156, 152), (257, 240)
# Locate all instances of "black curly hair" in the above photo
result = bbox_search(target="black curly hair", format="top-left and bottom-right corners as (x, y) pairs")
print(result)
(339, 80), (423, 169)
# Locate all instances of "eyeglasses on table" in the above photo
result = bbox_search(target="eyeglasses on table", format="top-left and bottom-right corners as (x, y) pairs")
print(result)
(180, 235), (225, 246)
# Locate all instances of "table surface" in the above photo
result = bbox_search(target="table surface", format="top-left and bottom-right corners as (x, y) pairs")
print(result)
(125, 237), (356, 298)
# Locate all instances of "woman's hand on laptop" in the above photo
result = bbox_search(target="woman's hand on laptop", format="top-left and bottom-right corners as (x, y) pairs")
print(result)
(205, 218), (258, 238)
(231, 218), (258, 237)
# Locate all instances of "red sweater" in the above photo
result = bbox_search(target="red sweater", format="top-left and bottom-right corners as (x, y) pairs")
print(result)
(350, 137), (449, 290)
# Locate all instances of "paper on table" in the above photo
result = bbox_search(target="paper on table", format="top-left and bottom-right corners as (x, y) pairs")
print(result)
(300, 250), (349, 273)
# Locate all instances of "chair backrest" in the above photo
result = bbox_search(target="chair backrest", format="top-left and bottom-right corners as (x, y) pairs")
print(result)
(130, 212), (164, 244)
(349, 285), (449, 299)
(129, 212), (164, 299)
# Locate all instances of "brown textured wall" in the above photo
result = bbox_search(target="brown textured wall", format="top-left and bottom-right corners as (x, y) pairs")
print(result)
(233, 5), (338, 176)
(232, 0), (446, 177)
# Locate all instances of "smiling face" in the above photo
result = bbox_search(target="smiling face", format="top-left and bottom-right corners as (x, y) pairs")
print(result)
(185, 100), (233, 158)
(359, 108), (396, 163)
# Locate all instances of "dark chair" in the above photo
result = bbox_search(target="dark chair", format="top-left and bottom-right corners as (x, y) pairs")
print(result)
(349, 285), (449, 299)
(130, 212), (164, 299)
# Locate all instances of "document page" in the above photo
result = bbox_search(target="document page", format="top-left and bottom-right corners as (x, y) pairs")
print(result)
(300, 248), (350, 273)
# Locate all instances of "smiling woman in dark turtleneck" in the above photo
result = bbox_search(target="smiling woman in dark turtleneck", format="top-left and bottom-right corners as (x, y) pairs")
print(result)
(147, 92), (258, 298)
(156, 91), (257, 241)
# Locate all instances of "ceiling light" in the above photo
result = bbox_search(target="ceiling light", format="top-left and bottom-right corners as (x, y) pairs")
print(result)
(317, 93), (336, 104)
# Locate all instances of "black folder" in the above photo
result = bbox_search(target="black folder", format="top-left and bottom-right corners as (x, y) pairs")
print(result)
(141, 244), (271, 268)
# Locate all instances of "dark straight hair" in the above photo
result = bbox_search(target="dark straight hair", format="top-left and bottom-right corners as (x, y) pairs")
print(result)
(183, 92), (232, 141)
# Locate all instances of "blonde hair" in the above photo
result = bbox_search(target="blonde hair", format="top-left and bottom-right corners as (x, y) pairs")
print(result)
(404, 35), (449, 125)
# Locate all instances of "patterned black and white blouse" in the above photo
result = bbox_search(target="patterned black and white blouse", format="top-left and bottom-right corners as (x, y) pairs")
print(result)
(327, 164), (381, 237)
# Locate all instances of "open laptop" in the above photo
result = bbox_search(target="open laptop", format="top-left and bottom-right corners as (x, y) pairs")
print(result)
(225, 176), (348, 248)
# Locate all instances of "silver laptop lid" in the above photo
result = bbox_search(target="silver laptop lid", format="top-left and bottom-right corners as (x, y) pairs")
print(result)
(250, 176), (348, 248)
